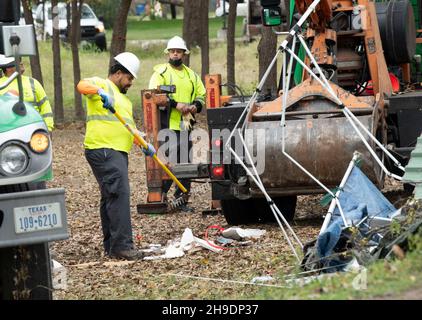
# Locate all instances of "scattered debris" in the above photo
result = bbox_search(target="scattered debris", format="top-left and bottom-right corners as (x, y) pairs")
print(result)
(222, 227), (266, 241)
(251, 275), (275, 283)
(143, 228), (223, 260)
(52, 260), (67, 290)
(301, 163), (422, 277)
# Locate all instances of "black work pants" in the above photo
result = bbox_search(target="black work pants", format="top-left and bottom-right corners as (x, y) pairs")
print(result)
(85, 148), (133, 255)
(162, 130), (192, 198)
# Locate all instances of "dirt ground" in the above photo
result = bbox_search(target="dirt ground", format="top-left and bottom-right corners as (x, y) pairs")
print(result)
(48, 121), (409, 300)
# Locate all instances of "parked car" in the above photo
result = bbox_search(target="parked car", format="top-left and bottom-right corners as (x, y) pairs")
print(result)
(34, 2), (106, 51)
(215, 0), (248, 17)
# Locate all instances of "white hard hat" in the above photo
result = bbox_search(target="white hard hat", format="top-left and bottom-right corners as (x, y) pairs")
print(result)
(164, 36), (190, 54)
(0, 54), (15, 68)
(114, 52), (140, 79)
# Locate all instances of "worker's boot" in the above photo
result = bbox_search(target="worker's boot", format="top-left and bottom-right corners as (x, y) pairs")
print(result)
(109, 249), (145, 261)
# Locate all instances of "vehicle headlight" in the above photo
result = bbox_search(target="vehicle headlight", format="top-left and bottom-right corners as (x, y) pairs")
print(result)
(96, 23), (105, 33)
(0, 145), (29, 175)
(30, 131), (50, 153)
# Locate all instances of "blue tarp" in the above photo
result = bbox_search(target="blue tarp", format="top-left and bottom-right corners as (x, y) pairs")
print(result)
(317, 166), (396, 259)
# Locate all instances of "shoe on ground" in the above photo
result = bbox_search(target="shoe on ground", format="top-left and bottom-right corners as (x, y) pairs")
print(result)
(109, 249), (145, 261)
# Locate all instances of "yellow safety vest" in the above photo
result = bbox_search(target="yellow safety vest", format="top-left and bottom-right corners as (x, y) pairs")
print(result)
(0, 75), (54, 131)
(149, 63), (206, 131)
(83, 77), (135, 153)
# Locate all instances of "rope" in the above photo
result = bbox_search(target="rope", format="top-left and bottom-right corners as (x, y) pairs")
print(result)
(204, 225), (228, 251)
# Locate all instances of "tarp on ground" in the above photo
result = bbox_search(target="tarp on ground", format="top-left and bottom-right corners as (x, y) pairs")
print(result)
(317, 166), (396, 259)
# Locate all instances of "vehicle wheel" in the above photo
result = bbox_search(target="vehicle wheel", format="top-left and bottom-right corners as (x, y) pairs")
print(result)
(0, 243), (52, 300)
(255, 196), (297, 223)
(221, 198), (258, 225)
(95, 33), (107, 51)
(0, 183), (52, 300)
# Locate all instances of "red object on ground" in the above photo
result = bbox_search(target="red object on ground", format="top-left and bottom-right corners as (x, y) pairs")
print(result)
(205, 225), (228, 251)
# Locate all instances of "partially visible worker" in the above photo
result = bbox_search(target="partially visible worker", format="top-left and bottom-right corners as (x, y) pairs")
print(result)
(149, 36), (206, 212)
(0, 54), (54, 131)
(77, 52), (155, 261)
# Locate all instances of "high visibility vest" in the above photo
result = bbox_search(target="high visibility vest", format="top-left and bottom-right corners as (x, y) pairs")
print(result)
(149, 63), (205, 131)
(83, 77), (135, 153)
(0, 75), (54, 131)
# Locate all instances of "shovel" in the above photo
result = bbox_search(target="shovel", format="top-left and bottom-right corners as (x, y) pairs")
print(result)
(107, 106), (187, 194)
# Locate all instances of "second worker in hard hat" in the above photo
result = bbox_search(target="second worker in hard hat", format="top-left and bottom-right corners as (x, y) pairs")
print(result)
(149, 36), (206, 212)
(77, 52), (155, 261)
(0, 54), (54, 132)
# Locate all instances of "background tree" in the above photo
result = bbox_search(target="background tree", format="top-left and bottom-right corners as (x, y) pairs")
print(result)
(71, 0), (84, 121)
(108, 0), (132, 68)
(258, 27), (278, 97)
(226, 0), (237, 95)
(52, 0), (64, 124)
(159, 0), (184, 6)
(183, 0), (209, 79)
(22, 0), (44, 85)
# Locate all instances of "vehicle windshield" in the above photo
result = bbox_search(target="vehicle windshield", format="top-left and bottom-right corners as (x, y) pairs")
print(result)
(47, 4), (95, 20)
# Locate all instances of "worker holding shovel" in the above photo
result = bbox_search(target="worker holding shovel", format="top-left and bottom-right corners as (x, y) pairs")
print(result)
(77, 52), (156, 261)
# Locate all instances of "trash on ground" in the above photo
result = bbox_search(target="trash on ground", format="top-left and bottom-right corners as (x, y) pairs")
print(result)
(143, 228), (223, 260)
(222, 227), (266, 241)
(251, 275), (275, 283)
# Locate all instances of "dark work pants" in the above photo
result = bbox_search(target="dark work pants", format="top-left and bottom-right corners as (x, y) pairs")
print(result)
(85, 148), (133, 255)
(162, 130), (192, 198)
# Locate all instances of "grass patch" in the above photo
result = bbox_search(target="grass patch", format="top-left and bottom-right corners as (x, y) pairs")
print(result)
(124, 16), (245, 41)
(254, 248), (422, 300)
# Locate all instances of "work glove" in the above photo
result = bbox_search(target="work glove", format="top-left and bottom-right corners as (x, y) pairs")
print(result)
(182, 112), (194, 131)
(141, 143), (156, 157)
(98, 88), (113, 110)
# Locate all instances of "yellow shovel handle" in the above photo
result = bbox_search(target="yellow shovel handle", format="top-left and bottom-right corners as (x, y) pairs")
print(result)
(113, 111), (188, 194)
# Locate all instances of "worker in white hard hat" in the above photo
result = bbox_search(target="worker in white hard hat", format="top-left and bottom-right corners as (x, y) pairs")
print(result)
(149, 36), (206, 213)
(77, 52), (155, 261)
(0, 54), (54, 131)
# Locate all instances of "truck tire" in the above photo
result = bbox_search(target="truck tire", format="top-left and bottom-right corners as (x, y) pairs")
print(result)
(0, 243), (52, 300)
(221, 196), (297, 225)
(95, 32), (107, 51)
(0, 183), (52, 300)
(256, 196), (297, 223)
(221, 199), (258, 225)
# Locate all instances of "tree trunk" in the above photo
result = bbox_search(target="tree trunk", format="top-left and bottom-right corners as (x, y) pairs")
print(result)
(258, 27), (278, 97)
(183, 0), (199, 67)
(52, 0), (64, 124)
(226, 0), (237, 95)
(170, 4), (177, 19)
(42, 1), (46, 40)
(200, 0), (209, 80)
(182, 0), (208, 68)
(22, 0), (44, 86)
(71, 0), (84, 121)
(109, 0), (132, 68)
(66, 2), (71, 44)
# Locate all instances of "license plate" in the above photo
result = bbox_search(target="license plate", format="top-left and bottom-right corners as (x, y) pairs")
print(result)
(14, 203), (62, 234)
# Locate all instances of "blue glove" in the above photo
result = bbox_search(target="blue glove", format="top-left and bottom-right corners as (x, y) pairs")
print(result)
(141, 143), (156, 157)
(97, 88), (113, 110)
